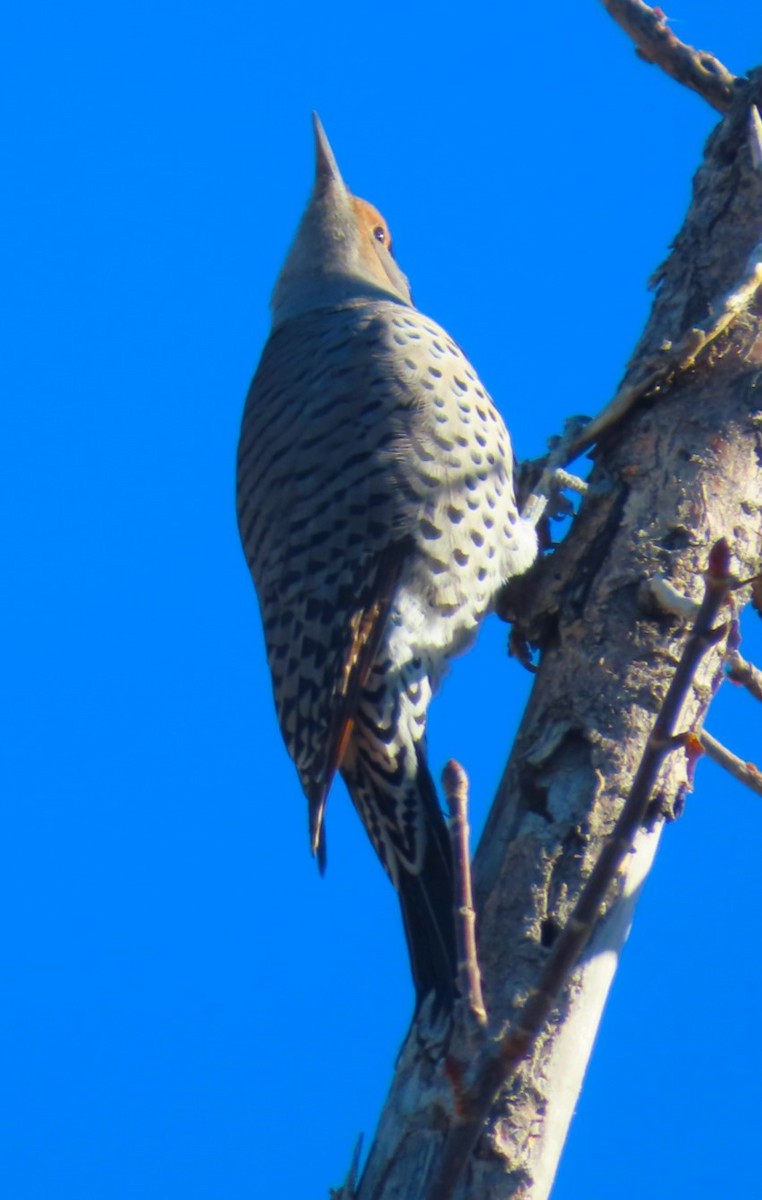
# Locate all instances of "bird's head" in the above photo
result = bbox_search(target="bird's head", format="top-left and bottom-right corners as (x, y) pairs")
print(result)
(271, 114), (413, 327)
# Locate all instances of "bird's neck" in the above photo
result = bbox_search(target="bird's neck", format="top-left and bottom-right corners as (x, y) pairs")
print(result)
(270, 272), (411, 329)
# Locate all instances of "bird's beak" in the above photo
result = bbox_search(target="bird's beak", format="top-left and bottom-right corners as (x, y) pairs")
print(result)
(312, 112), (348, 194)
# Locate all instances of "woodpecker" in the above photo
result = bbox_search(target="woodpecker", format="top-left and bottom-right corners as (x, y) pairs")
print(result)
(236, 115), (538, 1010)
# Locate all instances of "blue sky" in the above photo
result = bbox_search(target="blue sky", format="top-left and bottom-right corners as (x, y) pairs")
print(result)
(3, 3), (761, 1196)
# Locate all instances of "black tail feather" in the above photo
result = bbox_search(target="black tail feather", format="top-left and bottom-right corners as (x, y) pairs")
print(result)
(397, 750), (458, 1012)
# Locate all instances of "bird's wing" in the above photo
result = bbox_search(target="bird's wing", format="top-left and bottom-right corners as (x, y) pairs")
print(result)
(302, 538), (411, 870)
(236, 305), (418, 866)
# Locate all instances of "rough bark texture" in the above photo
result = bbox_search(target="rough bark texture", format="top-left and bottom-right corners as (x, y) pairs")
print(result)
(353, 70), (762, 1200)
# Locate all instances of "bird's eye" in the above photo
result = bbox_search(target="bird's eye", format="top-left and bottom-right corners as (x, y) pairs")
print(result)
(373, 225), (386, 244)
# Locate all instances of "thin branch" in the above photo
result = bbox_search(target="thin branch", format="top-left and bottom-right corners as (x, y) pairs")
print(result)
(645, 579), (762, 703)
(699, 729), (762, 796)
(443, 760), (487, 1029)
(427, 541), (734, 1200)
(600, 0), (738, 113)
(727, 649), (762, 703)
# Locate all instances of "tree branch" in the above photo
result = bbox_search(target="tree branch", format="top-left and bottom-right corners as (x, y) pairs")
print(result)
(644, 579), (762, 705)
(726, 649), (762, 703)
(698, 729), (762, 797)
(563, 230), (762, 461)
(599, 0), (738, 113)
(352, 39), (762, 1200)
(427, 542), (733, 1200)
(444, 761), (487, 1030)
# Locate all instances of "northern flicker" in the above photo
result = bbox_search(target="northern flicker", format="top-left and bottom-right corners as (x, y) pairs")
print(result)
(236, 115), (539, 1010)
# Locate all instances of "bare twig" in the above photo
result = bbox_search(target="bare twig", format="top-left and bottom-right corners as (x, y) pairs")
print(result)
(443, 760), (487, 1029)
(428, 541), (734, 1200)
(727, 649), (762, 703)
(600, 0), (738, 113)
(699, 729), (762, 796)
(563, 235), (762, 462)
(645, 579), (762, 703)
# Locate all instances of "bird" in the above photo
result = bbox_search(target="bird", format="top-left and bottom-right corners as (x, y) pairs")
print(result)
(236, 114), (539, 1012)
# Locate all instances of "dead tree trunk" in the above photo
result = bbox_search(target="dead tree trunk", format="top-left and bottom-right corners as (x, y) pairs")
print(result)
(346, 29), (762, 1200)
